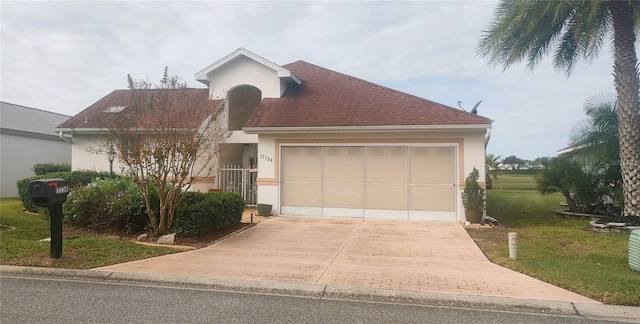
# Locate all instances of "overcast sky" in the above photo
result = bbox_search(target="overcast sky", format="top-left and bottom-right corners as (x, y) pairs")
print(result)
(1, 1), (616, 160)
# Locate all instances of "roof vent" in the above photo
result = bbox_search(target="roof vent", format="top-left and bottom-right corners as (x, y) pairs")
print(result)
(103, 106), (127, 113)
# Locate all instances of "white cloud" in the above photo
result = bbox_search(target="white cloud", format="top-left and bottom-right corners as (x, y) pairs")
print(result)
(0, 1), (619, 159)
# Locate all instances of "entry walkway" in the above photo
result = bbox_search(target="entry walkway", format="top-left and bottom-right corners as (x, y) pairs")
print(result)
(95, 217), (595, 303)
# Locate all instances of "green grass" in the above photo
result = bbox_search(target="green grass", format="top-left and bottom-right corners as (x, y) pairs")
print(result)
(467, 190), (639, 305)
(491, 174), (538, 190)
(0, 198), (179, 269)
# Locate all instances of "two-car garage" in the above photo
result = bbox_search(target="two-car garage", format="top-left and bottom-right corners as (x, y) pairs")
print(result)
(280, 144), (459, 221)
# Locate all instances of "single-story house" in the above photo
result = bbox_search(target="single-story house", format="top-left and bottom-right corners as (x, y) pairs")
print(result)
(57, 48), (492, 222)
(1, 102), (72, 197)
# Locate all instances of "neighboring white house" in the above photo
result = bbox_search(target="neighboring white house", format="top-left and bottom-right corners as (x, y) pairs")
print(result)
(57, 48), (492, 222)
(0, 102), (71, 197)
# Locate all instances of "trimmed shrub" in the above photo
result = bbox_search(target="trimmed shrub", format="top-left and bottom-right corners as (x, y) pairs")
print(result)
(536, 157), (618, 213)
(173, 192), (245, 238)
(17, 170), (111, 211)
(33, 163), (71, 175)
(63, 178), (157, 232)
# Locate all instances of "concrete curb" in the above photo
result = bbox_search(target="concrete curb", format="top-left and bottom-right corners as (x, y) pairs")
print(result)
(573, 303), (640, 323)
(324, 285), (578, 314)
(2, 265), (639, 323)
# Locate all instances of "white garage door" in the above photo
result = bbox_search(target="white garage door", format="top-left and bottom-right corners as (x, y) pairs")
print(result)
(281, 145), (457, 221)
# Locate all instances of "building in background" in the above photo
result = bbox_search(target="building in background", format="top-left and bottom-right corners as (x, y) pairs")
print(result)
(0, 102), (71, 197)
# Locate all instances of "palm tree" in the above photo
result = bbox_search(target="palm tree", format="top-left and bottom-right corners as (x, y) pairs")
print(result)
(568, 93), (622, 204)
(569, 94), (619, 163)
(537, 156), (607, 214)
(485, 153), (502, 189)
(477, 1), (640, 216)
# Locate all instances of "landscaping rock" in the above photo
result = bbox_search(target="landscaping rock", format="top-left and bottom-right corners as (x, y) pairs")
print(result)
(136, 233), (148, 241)
(157, 233), (176, 245)
(590, 219), (639, 234)
(606, 222), (627, 227)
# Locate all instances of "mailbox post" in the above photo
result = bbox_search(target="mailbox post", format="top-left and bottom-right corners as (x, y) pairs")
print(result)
(29, 179), (69, 259)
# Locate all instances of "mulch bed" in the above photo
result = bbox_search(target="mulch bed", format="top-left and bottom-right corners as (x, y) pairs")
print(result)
(174, 223), (253, 248)
(62, 222), (254, 249)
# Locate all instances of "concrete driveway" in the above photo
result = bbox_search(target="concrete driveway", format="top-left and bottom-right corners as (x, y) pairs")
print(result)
(95, 217), (594, 303)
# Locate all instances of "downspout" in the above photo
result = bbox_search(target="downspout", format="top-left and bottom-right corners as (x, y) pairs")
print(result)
(58, 131), (72, 144)
(483, 127), (492, 222)
(484, 128), (491, 147)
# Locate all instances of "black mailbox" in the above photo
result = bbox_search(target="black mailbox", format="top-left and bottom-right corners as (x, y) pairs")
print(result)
(29, 179), (70, 207)
(28, 178), (69, 259)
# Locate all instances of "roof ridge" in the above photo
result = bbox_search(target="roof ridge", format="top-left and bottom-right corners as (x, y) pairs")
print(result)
(0, 101), (71, 117)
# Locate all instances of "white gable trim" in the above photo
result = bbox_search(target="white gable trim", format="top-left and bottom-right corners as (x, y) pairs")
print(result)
(195, 48), (301, 86)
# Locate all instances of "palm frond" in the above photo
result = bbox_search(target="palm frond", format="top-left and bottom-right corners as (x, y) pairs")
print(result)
(568, 93), (619, 165)
(478, 0), (613, 75)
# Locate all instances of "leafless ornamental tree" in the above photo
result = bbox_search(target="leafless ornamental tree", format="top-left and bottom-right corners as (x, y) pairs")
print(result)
(104, 67), (228, 234)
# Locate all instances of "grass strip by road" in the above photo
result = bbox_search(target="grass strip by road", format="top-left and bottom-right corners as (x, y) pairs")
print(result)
(0, 198), (179, 269)
(467, 190), (639, 306)
(491, 174), (539, 190)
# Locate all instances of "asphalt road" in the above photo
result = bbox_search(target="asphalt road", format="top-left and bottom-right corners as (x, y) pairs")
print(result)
(0, 276), (622, 323)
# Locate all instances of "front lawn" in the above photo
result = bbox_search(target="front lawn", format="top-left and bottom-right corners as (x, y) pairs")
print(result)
(0, 198), (179, 269)
(491, 174), (538, 190)
(467, 190), (639, 305)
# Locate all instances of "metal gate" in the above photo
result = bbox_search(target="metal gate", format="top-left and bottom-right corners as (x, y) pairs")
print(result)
(218, 165), (257, 206)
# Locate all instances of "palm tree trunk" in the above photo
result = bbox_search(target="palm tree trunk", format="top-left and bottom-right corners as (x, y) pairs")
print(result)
(610, 2), (640, 216)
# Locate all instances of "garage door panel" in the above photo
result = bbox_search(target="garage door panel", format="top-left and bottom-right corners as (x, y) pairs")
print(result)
(323, 183), (364, 208)
(410, 146), (455, 184)
(282, 146), (322, 181)
(281, 182), (321, 207)
(409, 185), (456, 212)
(323, 147), (363, 182)
(366, 146), (408, 184)
(365, 184), (407, 210)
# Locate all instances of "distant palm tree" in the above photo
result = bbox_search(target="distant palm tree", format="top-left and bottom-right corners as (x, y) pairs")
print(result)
(478, 1), (640, 216)
(485, 153), (502, 189)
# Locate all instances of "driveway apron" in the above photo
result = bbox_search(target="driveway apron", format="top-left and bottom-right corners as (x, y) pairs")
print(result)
(95, 217), (595, 303)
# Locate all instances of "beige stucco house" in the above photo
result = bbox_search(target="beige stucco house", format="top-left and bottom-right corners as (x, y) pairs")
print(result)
(57, 48), (492, 222)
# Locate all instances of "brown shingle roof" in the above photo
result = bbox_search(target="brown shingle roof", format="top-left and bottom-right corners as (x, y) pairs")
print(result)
(57, 89), (221, 130)
(244, 61), (492, 128)
(62, 60), (491, 132)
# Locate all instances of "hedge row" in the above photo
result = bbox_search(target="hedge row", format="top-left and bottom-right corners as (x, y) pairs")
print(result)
(17, 170), (111, 211)
(32, 163), (71, 175)
(63, 178), (155, 233)
(173, 191), (245, 238)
